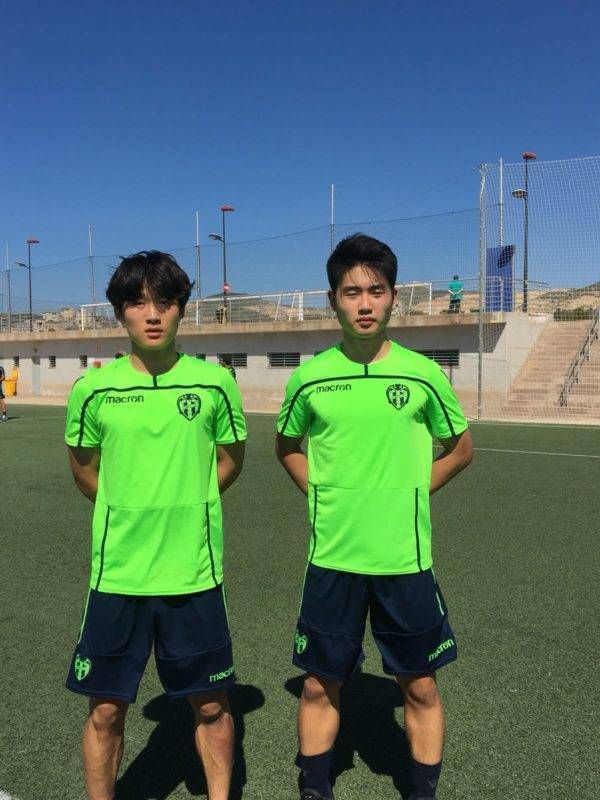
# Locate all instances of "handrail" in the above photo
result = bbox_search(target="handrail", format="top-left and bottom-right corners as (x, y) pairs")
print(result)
(558, 307), (600, 406)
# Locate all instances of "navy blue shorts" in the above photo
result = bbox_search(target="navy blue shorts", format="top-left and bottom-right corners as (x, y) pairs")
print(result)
(66, 585), (235, 703)
(293, 565), (457, 680)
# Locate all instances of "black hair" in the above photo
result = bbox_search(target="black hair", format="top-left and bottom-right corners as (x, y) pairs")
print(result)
(106, 251), (193, 317)
(453, 274), (459, 280)
(326, 233), (397, 291)
(220, 355), (232, 366)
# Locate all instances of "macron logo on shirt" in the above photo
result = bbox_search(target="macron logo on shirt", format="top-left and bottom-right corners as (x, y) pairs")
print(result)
(315, 383), (352, 394)
(105, 395), (145, 404)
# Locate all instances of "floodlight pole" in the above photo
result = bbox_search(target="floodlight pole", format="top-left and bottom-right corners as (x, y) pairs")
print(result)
(220, 205), (234, 321)
(521, 151), (536, 313)
(25, 239), (39, 332)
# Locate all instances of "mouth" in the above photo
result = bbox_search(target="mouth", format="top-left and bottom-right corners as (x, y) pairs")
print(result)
(145, 329), (163, 339)
(357, 318), (376, 327)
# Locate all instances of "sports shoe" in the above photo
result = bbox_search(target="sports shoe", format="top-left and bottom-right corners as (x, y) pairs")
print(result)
(300, 790), (334, 800)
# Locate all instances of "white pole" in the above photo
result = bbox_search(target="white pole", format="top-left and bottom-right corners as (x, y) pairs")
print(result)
(499, 157), (504, 247)
(6, 243), (11, 333)
(330, 183), (335, 252)
(195, 211), (201, 325)
(88, 224), (96, 303)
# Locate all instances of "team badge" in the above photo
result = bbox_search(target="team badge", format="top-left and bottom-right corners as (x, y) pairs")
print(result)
(177, 393), (201, 421)
(386, 383), (410, 410)
(74, 654), (92, 681)
(295, 630), (308, 655)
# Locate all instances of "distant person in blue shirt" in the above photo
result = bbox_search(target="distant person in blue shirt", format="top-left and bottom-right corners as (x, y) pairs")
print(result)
(448, 275), (463, 313)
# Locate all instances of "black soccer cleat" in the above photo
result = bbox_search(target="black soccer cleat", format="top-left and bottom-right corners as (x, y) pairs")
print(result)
(300, 790), (334, 800)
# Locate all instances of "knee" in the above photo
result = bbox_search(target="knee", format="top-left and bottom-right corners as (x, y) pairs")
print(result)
(302, 674), (339, 705)
(190, 692), (228, 724)
(399, 676), (440, 709)
(89, 700), (127, 735)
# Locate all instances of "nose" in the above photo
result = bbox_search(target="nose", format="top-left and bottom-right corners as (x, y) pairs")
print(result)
(145, 303), (160, 322)
(358, 293), (373, 314)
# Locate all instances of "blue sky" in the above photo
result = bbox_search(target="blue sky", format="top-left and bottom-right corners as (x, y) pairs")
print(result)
(2, 0), (599, 307)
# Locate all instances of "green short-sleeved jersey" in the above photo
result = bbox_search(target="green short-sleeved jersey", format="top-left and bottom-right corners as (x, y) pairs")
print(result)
(65, 354), (247, 595)
(277, 342), (468, 575)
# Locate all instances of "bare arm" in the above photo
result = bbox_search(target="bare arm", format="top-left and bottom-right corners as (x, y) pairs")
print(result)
(275, 433), (308, 495)
(430, 428), (474, 495)
(216, 441), (246, 493)
(67, 446), (101, 502)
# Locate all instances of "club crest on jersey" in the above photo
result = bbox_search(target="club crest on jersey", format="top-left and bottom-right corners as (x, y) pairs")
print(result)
(177, 393), (201, 421)
(386, 383), (410, 410)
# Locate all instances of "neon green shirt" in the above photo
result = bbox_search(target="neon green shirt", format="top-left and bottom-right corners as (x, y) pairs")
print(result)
(277, 342), (468, 575)
(65, 354), (247, 595)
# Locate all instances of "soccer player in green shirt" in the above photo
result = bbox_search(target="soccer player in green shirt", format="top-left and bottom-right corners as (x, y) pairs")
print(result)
(65, 251), (246, 800)
(276, 234), (473, 800)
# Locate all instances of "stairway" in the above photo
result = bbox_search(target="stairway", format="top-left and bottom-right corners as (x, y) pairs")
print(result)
(503, 319), (600, 418)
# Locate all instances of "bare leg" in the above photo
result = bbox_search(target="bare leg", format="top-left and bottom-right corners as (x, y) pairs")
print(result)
(189, 690), (234, 800)
(396, 674), (444, 763)
(82, 698), (128, 800)
(298, 674), (342, 755)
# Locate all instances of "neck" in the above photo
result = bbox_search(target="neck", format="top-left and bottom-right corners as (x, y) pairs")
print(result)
(341, 330), (390, 364)
(129, 342), (179, 375)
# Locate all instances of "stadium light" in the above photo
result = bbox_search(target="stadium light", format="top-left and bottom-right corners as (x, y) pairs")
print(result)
(209, 205), (235, 322)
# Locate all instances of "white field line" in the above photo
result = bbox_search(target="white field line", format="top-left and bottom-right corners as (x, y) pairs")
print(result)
(434, 445), (600, 459)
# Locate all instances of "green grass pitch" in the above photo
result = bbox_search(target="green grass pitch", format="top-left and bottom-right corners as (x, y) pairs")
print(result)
(0, 407), (599, 799)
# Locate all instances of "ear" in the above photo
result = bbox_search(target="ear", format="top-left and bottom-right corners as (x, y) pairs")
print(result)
(328, 290), (336, 310)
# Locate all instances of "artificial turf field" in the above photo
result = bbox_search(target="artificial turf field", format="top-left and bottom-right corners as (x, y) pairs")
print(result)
(1, 407), (599, 800)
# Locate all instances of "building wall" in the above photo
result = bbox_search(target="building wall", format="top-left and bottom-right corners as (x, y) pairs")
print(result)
(0, 314), (547, 414)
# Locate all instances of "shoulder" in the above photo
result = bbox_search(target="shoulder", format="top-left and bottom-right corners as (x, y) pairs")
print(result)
(179, 355), (230, 385)
(177, 355), (237, 396)
(388, 342), (437, 377)
(288, 346), (342, 387)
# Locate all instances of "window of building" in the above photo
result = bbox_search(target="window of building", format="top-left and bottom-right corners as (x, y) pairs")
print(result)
(218, 353), (247, 368)
(417, 349), (460, 367)
(13, 356), (20, 368)
(79, 355), (88, 368)
(195, 353), (206, 360)
(49, 356), (57, 369)
(268, 352), (301, 368)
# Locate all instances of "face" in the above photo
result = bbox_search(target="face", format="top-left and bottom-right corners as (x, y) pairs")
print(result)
(120, 286), (182, 351)
(329, 265), (396, 338)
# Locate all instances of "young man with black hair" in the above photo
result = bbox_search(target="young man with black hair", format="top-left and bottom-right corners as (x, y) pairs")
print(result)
(65, 251), (246, 800)
(276, 234), (473, 800)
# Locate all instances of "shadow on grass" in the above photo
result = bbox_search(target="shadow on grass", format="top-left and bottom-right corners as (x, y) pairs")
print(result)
(115, 683), (264, 800)
(285, 671), (411, 798)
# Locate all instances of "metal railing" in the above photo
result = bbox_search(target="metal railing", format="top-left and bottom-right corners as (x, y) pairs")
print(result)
(2, 278), (597, 335)
(558, 307), (600, 406)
